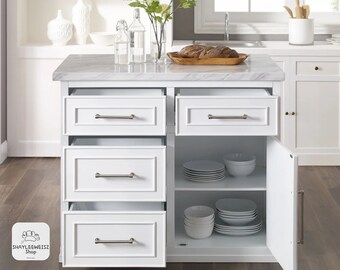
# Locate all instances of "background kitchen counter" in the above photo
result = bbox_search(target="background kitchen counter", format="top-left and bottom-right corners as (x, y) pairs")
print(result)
(172, 41), (340, 56)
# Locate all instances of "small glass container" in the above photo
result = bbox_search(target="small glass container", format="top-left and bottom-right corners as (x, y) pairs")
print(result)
(129, 8), (146, 63)
(114, 20), (130, 64)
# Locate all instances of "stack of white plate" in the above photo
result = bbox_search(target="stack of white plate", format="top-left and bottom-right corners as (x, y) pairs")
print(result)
(214, 198), (262, 236)
(183, 160), (225, 182)
(184, 206), (215, 239)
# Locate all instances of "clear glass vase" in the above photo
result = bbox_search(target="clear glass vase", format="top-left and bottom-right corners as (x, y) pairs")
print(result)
(150, 21), (166, 63)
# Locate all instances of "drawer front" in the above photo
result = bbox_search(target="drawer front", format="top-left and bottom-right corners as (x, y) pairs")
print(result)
(176, 97), (278, 136)
(296, 61), (340, 76)
(64, 96), (166, 135)
(63, 212), (166, 267)
(64, 147), (166, 201)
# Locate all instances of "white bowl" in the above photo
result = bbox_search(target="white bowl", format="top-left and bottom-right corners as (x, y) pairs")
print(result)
(89, 32), (115, 46)
(226, 163), (256, 177)
(218, 215), (256, 226)
(223, 153), (256, 177)
(184, 206), (215, 221)
(223, 153), (256, 166)
(184, 218), (215, 227)
(184, 225), (213, 239)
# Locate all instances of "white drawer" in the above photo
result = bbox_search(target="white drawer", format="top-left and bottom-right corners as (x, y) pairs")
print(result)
(64, 146), (166, 201)
(176, 95), (278, 136)
(64, 96), (166, 135)
(63, 211), (166, 267)
(296, 61), (340, 76)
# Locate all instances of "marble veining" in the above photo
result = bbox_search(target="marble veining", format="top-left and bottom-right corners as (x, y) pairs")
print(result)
(53, 54), (284, 81)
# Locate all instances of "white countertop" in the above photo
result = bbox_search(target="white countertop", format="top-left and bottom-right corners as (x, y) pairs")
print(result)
(53, 54), (284, 82)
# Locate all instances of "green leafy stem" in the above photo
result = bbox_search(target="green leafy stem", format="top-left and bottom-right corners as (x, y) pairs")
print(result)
(129, 0), (196, 60)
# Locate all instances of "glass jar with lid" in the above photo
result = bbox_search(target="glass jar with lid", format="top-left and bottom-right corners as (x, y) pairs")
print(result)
(128, 8), (146, 63)
(114, 20), (130, 65)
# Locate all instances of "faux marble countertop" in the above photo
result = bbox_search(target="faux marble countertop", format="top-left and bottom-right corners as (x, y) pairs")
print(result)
(53, 54), (284, 82)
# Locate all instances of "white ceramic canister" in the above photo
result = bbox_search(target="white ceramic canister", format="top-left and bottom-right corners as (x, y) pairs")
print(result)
(72, 0), (91, 45)
(289, 18), (314, 45)
(47, 10), (73, 46)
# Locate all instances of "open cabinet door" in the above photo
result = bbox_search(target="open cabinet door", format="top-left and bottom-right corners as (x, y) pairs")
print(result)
(267, 137), (298, 270)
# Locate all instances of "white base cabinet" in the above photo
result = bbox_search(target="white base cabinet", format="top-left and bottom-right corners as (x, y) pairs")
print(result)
(59, 83), (299, 269)
(282, 57), (340, 165)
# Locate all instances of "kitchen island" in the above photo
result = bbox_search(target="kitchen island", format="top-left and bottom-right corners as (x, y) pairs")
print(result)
(54, 55), (299, 270)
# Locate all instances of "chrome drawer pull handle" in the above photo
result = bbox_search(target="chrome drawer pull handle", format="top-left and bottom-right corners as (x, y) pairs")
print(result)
(298, 190), (305, 245)
(95, 114), (135, 120)
(95, 173), (135, 178)
(95, 238), (135, 244)
(208, 114), (248, 120)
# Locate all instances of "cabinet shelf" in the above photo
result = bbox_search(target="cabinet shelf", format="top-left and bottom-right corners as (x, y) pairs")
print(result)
(175, 166), (266, 191)
(169, 219), (273, 262)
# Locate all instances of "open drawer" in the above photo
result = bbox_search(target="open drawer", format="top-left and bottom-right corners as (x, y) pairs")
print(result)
(63, 95), (166, 136)
(176, 89), (278, 136)
(63, 202), (166, 267)
(63, 138), (166, 202)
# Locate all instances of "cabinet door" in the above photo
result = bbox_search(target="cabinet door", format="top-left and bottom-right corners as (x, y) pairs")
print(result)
(294, 81), (340, 149)
(267, 137), (298, 270)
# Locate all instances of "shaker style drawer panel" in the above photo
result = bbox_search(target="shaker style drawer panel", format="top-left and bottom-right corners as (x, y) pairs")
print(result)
(296, 61), (340, 76)
(64, 147), (166, 201)
(176, 96), (278, 136)
(63, 96), (166, 135)
(63, 212), (166, 267)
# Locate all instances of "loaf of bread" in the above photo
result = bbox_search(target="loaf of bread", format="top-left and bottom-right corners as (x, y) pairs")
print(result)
(178, 45), (239, 59)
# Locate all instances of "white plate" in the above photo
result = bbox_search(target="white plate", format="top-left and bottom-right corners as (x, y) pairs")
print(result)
(217, 209), (257, 216)
(184, 170), (225, 176)
(325, 38), (340, 46)
(214, 225), (262, 232)
(214, 227), (262, 236)
(183, 160), (225, 172)
(184, 171), (225, 177)
(184, 173), (224, 179)
(217, 211), (257, 218)
(184, 169), (225, 176)
(186, 177), (225, 183)
(218, 215), (256, 226)
(216, 198), (257, 213)
(215, 215), (262, 229)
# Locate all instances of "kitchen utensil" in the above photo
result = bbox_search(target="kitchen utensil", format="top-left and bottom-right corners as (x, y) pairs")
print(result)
(302, 5), (310, 19)
(283, 6), (294, 18)
(295, 0), (303, 18)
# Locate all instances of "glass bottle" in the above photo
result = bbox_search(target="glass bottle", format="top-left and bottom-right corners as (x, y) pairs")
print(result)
(128, 8), (146, 63)
(114, 20), (130, 65)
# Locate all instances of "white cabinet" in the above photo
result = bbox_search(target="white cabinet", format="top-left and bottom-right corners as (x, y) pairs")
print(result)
(58, 83), (299, 269)
(63, 206), (166, 267)
(176, 90), (278, 136)
(64, 144), (166, 202)
(60, 88), (167, 268)
(166, 88), (299, 270)
(287, 57), (340, 165)
(64, 96), (166, 136)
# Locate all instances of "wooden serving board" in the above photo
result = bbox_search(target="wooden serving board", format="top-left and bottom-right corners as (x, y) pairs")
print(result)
(167, 52), (248, 65)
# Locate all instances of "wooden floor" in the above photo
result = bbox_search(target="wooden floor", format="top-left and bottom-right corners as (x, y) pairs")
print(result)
(0, 158), (340, 270)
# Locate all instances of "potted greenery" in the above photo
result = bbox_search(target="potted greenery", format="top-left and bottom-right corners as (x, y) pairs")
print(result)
(129, 0), (196, 62)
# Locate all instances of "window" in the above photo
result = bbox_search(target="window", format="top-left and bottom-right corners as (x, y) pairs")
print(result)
(195, 0), (340, 34)
(214, 0), (340, 13)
